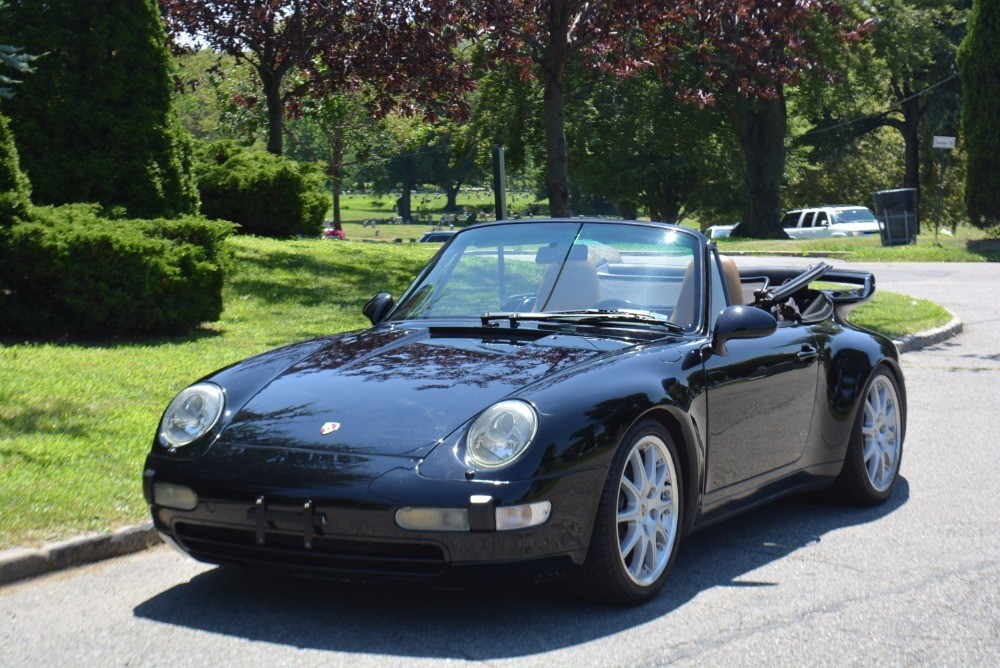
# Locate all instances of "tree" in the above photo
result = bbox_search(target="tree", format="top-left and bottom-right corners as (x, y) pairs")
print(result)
(676, 0), (873, 238)
(798, 1), (967, 208)
(873, 1), (965, 200)
(171, 49), (237, 143)
(161, 0), (336, 155)
(567, 70), (743, 223)
(365, 116), (475, 222)
(0, 110), (30, 226)
(161, 0), (474, 156)
(958, 0), (1000, 229)
(284, 91), (378, 229)
(470, 1), (682, 217)
(0, 0), (198, 217)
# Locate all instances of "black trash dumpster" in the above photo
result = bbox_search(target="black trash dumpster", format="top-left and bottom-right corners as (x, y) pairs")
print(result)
(873, 188), (918, 246)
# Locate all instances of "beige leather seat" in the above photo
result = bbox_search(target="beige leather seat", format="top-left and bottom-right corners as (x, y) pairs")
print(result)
(672, 256), (743, 328)
(719, 255), (744, 306)
(672, 261), (697, 328)
(536, 255), (602, 312)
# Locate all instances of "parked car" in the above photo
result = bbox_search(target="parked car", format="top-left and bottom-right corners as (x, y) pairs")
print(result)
(145, 218), (905, 605)
(704, 224), (734, 239)
(418, 230), (456, 243)
(782, 206), (882, 239)
(323, 228), (346, 240)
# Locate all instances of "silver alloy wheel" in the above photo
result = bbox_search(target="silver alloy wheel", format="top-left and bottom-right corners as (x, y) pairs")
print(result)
(616, 434), (680, 587)
(862, 375), (901, 492)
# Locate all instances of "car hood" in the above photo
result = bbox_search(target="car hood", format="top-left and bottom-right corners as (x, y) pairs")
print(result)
(218, 325), (634, 457)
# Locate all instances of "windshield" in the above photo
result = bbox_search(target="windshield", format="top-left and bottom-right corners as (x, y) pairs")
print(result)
(390, 222), (703, 331)
(832, 208), (877, 224)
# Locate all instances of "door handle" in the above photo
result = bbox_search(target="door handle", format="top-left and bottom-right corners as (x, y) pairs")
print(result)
(797, 345), (818, 361)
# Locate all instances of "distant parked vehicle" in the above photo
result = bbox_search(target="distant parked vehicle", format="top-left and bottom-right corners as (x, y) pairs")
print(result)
(324, 228), (346, 240)
(418, 230), (456, 243)
(704, 225), (734, 240)
(782, 206), (882, 239)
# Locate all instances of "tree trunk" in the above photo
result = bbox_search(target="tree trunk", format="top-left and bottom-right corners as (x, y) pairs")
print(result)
(542, 29), (571, 218)
(900, 97), (921, 202)
(618, 201), (639, 220)
(259, 66), (284, 155)
(444, 182), (461, 211)
(645, 183), (681, 223)
(736, 94), (789, 239)
(396, 182), (413, 222)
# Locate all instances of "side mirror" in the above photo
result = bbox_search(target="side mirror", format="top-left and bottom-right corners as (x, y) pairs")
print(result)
(363, 293), (394, 325)
(712, 305), (777, 356)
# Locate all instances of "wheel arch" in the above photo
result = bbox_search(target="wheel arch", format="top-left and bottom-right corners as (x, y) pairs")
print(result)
(868, 357), (908, 443)
(636, 406), (702, 537)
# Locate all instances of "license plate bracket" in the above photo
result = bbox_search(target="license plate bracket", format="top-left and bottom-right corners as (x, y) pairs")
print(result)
(247, 496), (328, 549)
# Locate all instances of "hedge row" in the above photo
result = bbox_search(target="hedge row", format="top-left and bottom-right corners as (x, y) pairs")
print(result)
(0, 204), (234, 338)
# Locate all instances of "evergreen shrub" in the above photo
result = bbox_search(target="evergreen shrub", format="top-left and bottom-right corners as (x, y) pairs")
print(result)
(0, 0), (199, 217)
(0, 204), (234, 337)
(0, 110), (29, 226)
(958, 0), (1000, 228)
(196, 142), (329, 238)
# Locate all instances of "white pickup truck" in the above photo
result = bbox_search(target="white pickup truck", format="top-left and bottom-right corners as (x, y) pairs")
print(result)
(781, 206), (882, 239)
(704, 206), (881, 239)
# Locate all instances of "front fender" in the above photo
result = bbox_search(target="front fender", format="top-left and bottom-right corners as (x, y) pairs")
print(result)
(417, 345), (706, 486)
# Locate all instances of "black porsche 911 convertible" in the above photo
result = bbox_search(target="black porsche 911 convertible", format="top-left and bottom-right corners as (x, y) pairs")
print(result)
(144, 218), (905, 605)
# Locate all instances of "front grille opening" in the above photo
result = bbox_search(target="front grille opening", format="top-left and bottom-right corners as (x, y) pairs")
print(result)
(174, 522), (447, 577)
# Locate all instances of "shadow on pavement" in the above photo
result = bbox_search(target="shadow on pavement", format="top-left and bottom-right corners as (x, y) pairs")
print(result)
(134, 479), (908, 659)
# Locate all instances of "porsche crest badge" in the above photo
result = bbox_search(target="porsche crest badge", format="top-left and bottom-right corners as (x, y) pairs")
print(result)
(320, 421), (341, 435)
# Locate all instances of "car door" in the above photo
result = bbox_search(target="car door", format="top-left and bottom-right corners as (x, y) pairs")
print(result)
(787, 211), (811, 239)
(813, 210), (832, 238)
(702, 314), (820, 494)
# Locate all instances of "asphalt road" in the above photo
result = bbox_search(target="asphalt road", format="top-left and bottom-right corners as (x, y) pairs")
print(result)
(2, 260), (998, 667)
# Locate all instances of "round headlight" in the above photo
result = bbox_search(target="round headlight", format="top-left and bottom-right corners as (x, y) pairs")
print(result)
(466, 400), (537, 469)
(159, 383), (225, 448)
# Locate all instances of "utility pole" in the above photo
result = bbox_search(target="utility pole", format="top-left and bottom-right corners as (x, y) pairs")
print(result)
(492, 145), (507, 221)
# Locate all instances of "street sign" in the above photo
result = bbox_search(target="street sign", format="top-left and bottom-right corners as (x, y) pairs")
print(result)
(933, 136), (956, 150)
(932, 137), (956, 242)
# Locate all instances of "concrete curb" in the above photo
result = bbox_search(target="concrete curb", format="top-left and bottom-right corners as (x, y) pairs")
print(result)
(892, 310), (963, 353)
(0, 312), (965, 588)
(0, 523), (161, 586)
(722, 250), (852, 258)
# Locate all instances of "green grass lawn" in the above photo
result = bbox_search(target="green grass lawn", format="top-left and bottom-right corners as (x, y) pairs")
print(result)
(0, 237), (951, 549)
(849, 291), (952, 337)
(334, 190), (547, 223)
(717, 225), (1000, 262)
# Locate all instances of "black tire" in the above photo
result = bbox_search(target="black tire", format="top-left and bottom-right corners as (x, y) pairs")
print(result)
(832, 367), (904, 505)
(572, 420), (684, 605)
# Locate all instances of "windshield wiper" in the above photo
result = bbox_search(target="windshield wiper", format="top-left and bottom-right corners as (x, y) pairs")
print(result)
(479, 309), (685, 332)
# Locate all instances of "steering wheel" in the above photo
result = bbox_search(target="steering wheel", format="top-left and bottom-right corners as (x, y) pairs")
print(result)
(595, 299), (636, 310)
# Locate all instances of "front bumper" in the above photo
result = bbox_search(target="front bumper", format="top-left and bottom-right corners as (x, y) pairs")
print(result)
(144, 445), (606, 583)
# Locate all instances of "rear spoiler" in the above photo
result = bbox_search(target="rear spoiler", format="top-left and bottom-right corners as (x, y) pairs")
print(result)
(743, 264), (876, 318)
(820, 268), (876, 312)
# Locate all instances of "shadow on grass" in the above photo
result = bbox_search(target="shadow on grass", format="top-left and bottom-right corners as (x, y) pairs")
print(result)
(227, 245), (426, 308)
(134, 480), (909, 660)
(966, 239), (1000, 261)
(0, 326), (224, 350)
